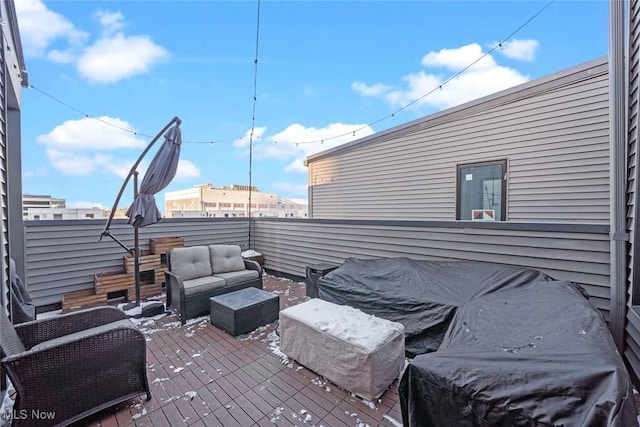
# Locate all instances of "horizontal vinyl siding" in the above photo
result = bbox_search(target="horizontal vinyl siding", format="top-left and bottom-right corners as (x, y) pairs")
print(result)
(25, 218), (611, 318)
(0, 42), (5, 313)
(627, 0), (640, 389)
(253, 218), (611, 317)
(309, 60), (609, 223)
(24, 218), (250, 307)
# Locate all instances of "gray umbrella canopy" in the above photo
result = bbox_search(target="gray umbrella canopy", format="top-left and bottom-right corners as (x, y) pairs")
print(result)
(126, 125), (182, 227)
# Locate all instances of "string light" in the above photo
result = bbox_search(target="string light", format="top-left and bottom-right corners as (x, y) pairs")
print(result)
(294, 0), (555, 146)
(247, 0), (262, 249)
(26, 0), (555, 149)
(28, 83), (237, 145)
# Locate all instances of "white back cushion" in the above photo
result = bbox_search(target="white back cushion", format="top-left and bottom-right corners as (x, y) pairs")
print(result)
(170, 246), (212, 280)
(209, 245), (245, 274)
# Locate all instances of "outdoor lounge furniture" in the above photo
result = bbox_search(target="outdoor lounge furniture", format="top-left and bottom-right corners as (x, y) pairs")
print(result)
(0, 306), (151, 427)
(316, 257), (638, 426)
(399, 280), (639, 427)
(165, 244), (263, 324)
(210, 287), (279, 336)
(279, 298), (405, 401)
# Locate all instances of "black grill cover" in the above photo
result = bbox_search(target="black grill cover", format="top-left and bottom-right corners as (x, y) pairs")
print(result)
(400, 280), (637, 427)
(317, 257), (554, 355)
(316, 257), (636, 426)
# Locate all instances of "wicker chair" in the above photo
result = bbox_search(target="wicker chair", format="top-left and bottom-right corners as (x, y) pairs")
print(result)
(0, 306), (151, 427)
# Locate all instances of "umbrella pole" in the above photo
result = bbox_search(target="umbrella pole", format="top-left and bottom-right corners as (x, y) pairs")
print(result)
(133, 172), (141, 307)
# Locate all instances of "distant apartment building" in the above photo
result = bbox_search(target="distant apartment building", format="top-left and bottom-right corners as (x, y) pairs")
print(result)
(25, 207), (105, 221)
(22, 194), (66, 219)
(166, 183), (308, 218)
(22, 194), (107, 220)
(23, 194), (66, 216)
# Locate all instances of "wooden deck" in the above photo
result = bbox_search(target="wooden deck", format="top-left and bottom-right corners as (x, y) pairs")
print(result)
(80, 275), (403, 427)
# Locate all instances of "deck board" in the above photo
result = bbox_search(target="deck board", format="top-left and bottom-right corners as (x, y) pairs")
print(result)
(73, 274), (403, 426)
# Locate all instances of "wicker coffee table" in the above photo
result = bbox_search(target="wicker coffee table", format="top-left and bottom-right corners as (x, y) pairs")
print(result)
(210, 287), (280, 336)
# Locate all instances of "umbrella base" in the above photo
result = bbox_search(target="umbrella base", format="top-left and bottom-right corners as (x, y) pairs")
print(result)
(122, 301), (166, 318)
(141, 302), (166, 317)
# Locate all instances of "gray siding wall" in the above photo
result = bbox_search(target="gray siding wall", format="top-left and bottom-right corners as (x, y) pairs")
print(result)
(308, 58), (610, 223)
(24, 218), (250, 307)
(0, 10), (6, 311)
(627, 0), (640, 387)
(252, 218), (612, 316)
(25, 218), (611, 318)
(2, 0), (25, 314)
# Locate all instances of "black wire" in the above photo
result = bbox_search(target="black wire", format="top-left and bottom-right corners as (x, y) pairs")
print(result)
(26, 0), (555, 148)
(248, 0), (262, 249)
(295, 0), (556, 145)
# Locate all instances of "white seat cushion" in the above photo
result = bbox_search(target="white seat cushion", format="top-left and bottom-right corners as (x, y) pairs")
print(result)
(209, 245), (245, 274)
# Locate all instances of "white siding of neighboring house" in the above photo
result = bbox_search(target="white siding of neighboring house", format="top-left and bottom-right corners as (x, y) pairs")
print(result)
(306, 57), (609, 223)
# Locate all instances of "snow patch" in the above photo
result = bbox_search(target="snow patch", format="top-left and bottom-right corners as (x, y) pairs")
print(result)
(131, 408), (148, 420)
(0, 381), (15, 427)
(266, 330), (293, 367)
(383, 414), (403, 427)
(241, 249), (262, 257)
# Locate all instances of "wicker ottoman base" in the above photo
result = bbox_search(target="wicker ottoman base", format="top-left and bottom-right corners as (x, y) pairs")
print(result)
(210, 287), (279, 336)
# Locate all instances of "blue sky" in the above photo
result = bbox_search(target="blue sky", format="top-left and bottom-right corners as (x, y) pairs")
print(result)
(16, 0), (609, 212)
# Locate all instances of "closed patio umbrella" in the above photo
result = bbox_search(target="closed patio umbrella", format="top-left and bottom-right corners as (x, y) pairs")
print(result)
(125, 124), (182, 227)
(101, 116), (182, 308)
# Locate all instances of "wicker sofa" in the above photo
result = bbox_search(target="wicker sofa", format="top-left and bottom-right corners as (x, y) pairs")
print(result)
(165, 244), (263, 324)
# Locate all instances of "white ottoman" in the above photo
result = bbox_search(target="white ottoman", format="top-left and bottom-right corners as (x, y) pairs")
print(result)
(279, 298), (405, 401)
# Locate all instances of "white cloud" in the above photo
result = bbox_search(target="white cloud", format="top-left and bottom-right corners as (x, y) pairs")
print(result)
(248, 122), (375, 165)
(233, 122), (373, 200)
(175, 160), (201, 180)
(272, 181), (308, 197)
(46, 49), (77, 64)
(15, 0), (88, 58)
(37, 117), (146, 150)
(354, 43), (531, 111)
(38, 116), (201, 181)
(284, 159), (306, 173)
(233, 127), (267, 149)
(45, 149), (114, 175)
(15, 0), (168, 84)
(95, 10), (125, 36)
(78, 34), (169, 84)
(495, 39), (540, 62)
(421, 43), (496, 71)
(37, 117), (148, 176)
(351, 81), (393, 97)
(104, 160), (136, 179)
(22, 167), (48, 180)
